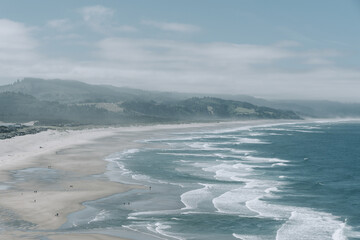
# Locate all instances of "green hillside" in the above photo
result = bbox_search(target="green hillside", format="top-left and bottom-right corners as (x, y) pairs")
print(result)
(0, 79), (301, 126)
(0, 78), (185, 104)
(121, 97), (299, 120)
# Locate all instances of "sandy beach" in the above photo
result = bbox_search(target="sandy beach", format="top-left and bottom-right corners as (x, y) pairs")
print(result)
(0, 120), (292, 239)
(0, 126), (144, 239)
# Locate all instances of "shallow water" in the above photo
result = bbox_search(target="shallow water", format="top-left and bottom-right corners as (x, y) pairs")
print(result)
(11, 167), (60, 184)
(63, 121), (360, 240)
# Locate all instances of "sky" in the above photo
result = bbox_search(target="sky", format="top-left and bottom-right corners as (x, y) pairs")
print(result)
(0, 0), (359, 102)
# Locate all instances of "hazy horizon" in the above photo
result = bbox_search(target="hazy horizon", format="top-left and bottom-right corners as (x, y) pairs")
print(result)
(1, 0), (359, 101)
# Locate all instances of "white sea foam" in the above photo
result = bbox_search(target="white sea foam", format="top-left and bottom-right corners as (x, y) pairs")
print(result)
(232, 233), (242, 239)
(236, 137), (269, 144)
(122, 121), (356, 239)
(114, 162), (132, 175)
(332, 222), (347, 240)
(123, 224), (170, 240)
(233, 163), (254, 171)
(159, 151), (253, 160)
(105, 148), (162, 185)
(144, 134), (238, 143)
(230, 182), (350, 240)
(276, 210), (348, 240)
(186, 141), (256, 158)
(245, 196), (289, 219)
(232, 233), (268, 240)
(264, 187), (280, 194)
(178, 160), (193, 163)
(256, 127), (289, 132)
(295, 125), (322, 130)
(230, 149), (254, 155)
(247, 132), (266, 136)
(132, 174), (151, 181)
(129, 209), (181, 218)
(214, 153), (252, 159)
(115, 148), (140, 156)
(158, 152), (216, 158)
(187, 142), (215, 151)
(213, 187), (259, 215)
(202, 162), (254, 182)
(292, 129), (323, 133)
(141, 136), (200, 142)
(131, 173), (182, 186)
(211, 163), (281, 216)
(271, 163), (288, 167)
(224, 176), (350, 240)
(88, 209), (109, 224)
(104, 148), (140, 174)
(180, 184), (213, 210)
(156, 222), (184, 240)
(146, 222), (184, 240)
(244, 156), (289, 163)
(215, 169), (247, 182)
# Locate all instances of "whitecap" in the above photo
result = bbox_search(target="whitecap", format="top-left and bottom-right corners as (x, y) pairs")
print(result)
(264, 187), (280, 194)
(244, 156), (289, 163)
(181, 184), (213, 210)
(271, 163), (288, 167)
(212, 187), (259, 215)
(247, 132), (266, 136)
(202, 162), (254, 182)
(236, 137), (269, 144)
(276, 210), (348, 240)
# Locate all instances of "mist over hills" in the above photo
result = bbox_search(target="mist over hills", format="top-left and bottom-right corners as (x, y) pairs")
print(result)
(1, 78), (359, 127)
(0, 78), (303, 126)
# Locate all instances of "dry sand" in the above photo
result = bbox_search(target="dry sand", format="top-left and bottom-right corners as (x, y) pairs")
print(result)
(1, 232), (129, 240)
(48, 233), (130, 240)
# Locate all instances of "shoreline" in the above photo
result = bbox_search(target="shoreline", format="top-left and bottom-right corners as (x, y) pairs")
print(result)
(0, 119), (318, 239)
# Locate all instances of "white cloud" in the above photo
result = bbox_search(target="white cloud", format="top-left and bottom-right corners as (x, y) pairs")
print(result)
(80, 5), (114, 33)
(80, 5), (136, 33)
(305, 58), (333, 65)
(115, 25), (138, 32)
(0, 19), (359, 101)
(81, 5), (114, 22)
(46, 19), (73, 31)
(0, 19), (37, 50)
(0, 19), (39, 62)
(96, 38), (290, 66)
(274, 40), (301, 48)
(142, 20), (200, 33)
(87, 37), (360, 101)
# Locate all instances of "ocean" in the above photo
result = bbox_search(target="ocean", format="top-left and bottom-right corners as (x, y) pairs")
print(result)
(63, 120), (360, 240)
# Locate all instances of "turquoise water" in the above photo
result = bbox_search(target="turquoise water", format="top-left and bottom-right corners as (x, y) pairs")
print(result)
(63, 121), (360, 240)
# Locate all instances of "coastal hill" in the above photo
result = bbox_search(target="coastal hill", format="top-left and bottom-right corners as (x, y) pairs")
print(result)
(0, 78), (300, 126)
(3, 78), (359, 119)
(0, 78), (197, 104)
